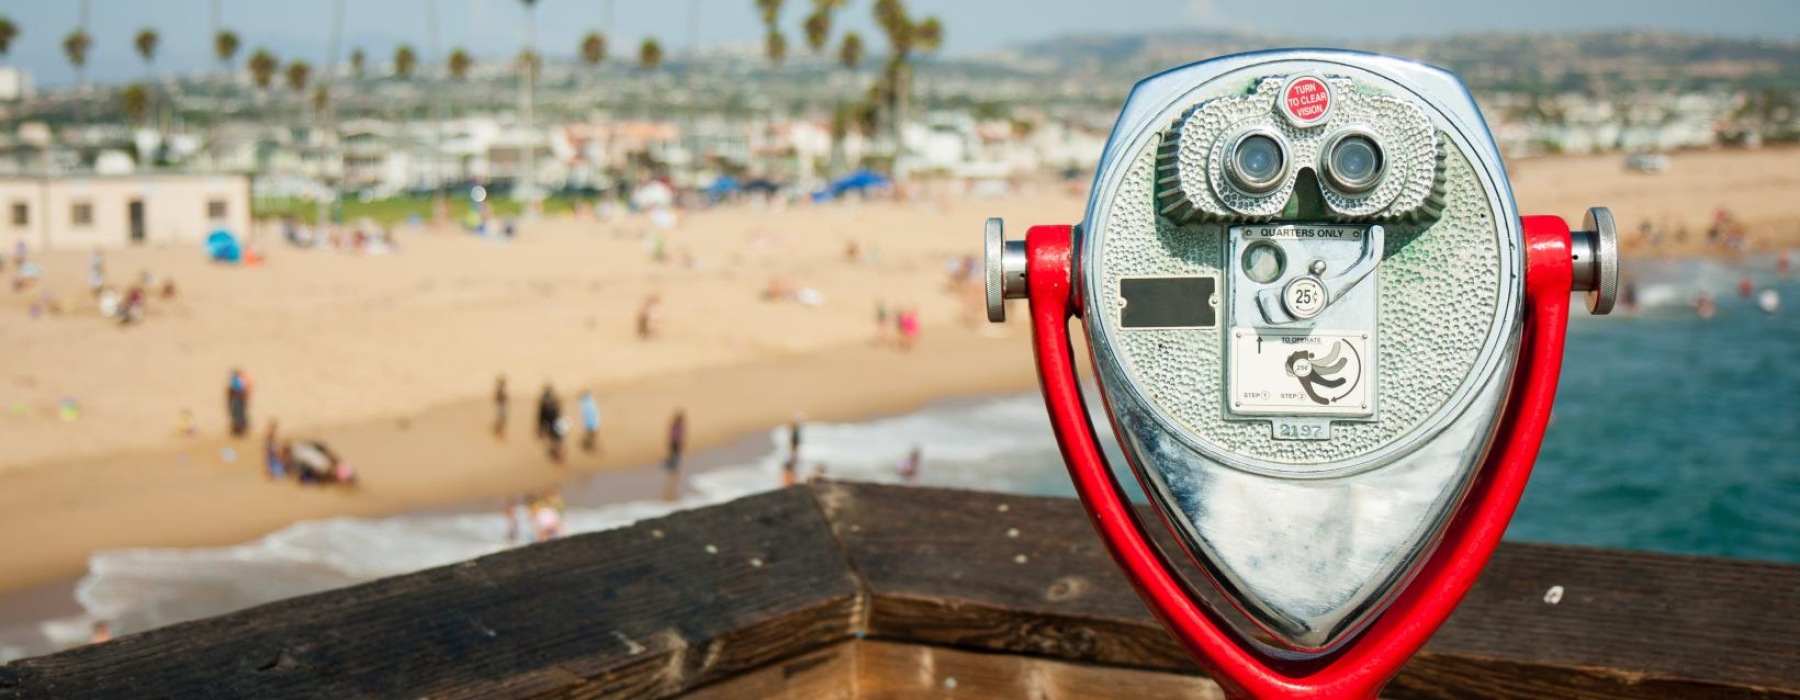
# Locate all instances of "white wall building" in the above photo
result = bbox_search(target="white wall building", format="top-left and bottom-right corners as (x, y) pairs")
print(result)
(0, 173), (252, 250)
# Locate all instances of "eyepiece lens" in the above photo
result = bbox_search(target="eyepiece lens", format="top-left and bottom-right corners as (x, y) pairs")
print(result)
(1327, 135), (1383, 192)
(1230, 134), (1285, 192)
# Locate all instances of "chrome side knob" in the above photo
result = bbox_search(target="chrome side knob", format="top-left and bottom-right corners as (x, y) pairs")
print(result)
(984, 217), (1028, 323)
(1570, 206), (1619, 315)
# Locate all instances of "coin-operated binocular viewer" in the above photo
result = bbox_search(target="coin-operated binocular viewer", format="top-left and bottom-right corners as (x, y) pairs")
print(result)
(984, 51), (1618, 700)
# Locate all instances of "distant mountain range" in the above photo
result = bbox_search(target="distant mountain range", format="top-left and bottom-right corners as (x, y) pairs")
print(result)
(1001, 29), (1800, 93)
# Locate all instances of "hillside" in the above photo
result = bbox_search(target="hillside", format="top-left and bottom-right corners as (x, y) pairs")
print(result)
(1004, 29), (1800, 93)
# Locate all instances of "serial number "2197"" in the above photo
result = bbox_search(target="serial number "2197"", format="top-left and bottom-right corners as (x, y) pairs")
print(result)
(1273, 421), (1330, 441)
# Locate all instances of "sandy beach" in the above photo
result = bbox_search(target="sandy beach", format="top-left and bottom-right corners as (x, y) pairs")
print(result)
(0, 147), (1796, 599)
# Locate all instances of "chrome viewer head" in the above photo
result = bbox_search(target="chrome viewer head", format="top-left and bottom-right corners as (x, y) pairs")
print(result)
(984, 50), (1618, 656)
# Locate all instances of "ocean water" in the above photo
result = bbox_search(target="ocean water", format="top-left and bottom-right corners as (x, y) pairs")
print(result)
(2, 257), (1793, 661)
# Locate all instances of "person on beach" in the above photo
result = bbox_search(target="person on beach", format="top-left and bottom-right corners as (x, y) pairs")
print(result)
(532, 489), (567, 541)
(897, 308), (921, 351)
(899, 445), (922, 482)
(90, 621), (112, 644)
(492, 375), (509, 440)
(263, 420), (286, 480)
(88, 250), (105, 296)
(875, 300), (891, 345)
(537, 384), (565, 463)
(637, 295), (663, 340)
(664, 409), (687, 501)
(504, 498), (523, 545)
(579, 390), (602, 454)
(782, 412), (805, 486)
(226, 369), (252, 437)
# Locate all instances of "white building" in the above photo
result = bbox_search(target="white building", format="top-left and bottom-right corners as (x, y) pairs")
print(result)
(0, 173), (252, 250)
(0, 67), (33, 102)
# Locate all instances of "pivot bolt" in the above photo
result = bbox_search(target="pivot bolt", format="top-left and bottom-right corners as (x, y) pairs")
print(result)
(1570, 207), (1619, 315)
(985, 218), (1027, 322)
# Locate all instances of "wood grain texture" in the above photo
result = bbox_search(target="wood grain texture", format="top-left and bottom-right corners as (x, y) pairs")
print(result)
(4, 481), (1796, 699)
(682, 642), (857, 700)
(816, 481), (1800, 699)
(854, 640), (1226, 700)
(0, 487), (860, 700)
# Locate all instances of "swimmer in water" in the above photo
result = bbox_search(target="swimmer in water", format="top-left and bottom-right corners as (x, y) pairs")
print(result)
(1694, 290), (1717, 320)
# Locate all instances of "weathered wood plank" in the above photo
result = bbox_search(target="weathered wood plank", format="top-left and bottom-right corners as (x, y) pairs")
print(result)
(5, 481), (1795, 699)
(682, 642), (857, 700)
(0, 487), (860, 700)
(811, 479), (1193, 671)
(815, 481), (1800, 699)
(1397, 543), (1800, 700)
(854, 640), (1225, 700)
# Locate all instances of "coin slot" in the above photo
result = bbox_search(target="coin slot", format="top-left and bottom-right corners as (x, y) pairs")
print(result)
(1242, 241), (1286, 284)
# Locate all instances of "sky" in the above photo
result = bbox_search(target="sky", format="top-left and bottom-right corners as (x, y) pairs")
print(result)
(1, 0), (1797, 87)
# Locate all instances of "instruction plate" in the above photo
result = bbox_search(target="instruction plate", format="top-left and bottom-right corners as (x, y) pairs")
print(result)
(1228, 327), (1374, 417)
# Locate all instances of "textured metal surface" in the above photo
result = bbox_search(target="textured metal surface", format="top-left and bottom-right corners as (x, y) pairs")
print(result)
(1575, 207), (1619, 315)
(985, 218), (1006, 322)
(1075, 51), (1526, 653)
(1156, 75), (1446, 224)
(1100, 147), (1500, 468)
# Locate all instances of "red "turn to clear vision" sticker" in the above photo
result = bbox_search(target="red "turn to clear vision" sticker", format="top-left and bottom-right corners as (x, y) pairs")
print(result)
(1282, 76), (1331, 125)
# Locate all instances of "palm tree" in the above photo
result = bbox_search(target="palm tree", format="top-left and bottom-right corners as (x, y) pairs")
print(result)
(393, 45), (417, 79)
(838, 32), (863, 73)
(121, 84), (151, 124)
(872, 0), (918, 176)
(447, 47), (473, 81)
(213, 27), (240, 133)
(285, 60), (311, 95)
(312, 85), (329, 114)
(581, 32), (607, 79)
(639, 37), (664, 127)
(912, 16), (941, 110)
(515, 50), (540, 83)
(765, 30), (788, 65)
(133, 28), (163, 136)
(285, 61), (313, 151)
(915, 17), (942, 55)
(803, 10), (831, 55)
(248, 48), (278, 98)
(0, 17), (19, 59)
(134, 28), (159, 68)
(515, 0), (540, 201)
(756, 0), (784, 25)
(446, 48), (472, 123)
(349, 48), (366, 79)
(640, 38), (664, 72)
(63, 30), (92, 91)
(214, 29), (240, 74)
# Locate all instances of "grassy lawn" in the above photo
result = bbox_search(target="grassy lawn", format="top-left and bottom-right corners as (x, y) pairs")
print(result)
(252, 196), (586, 226)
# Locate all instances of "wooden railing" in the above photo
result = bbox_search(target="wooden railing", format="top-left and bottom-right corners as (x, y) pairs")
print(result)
(3, 481), (1795, 699)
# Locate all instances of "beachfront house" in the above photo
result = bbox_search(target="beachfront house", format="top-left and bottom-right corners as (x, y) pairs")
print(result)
(0, 173), (252, 250)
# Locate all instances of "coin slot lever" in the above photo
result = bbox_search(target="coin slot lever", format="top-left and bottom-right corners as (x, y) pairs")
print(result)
(1256, 224), (1384, 325)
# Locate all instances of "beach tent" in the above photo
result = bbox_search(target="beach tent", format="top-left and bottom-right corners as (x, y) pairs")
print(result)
(632, 180), (676, 210)
(812, 169), (892, 202)
(205, 230), (242, 263)
(703, 175), (742, 201)
(744, 178), (783, 195)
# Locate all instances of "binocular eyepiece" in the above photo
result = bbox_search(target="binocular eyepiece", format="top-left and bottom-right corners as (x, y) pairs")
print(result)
(982, 49), (1620, 699)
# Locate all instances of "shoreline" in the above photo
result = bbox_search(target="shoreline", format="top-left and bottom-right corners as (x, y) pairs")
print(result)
(0, 322), (1048, 597)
